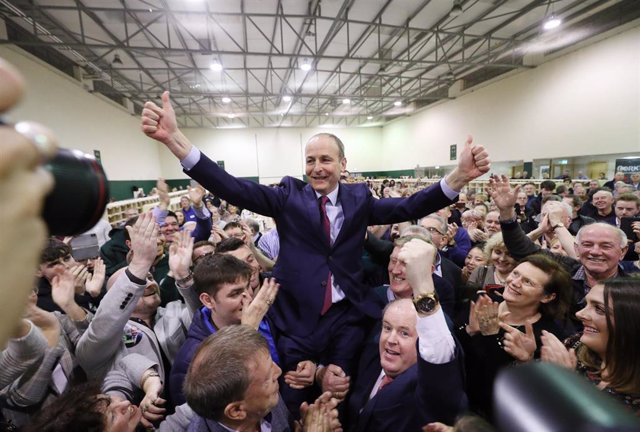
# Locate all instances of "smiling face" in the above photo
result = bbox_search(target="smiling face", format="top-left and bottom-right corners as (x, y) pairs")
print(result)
(484, 211), (501, 236)
(388, 246), (412, 298)
(575, 284), (609, 358)
(101, 395), (143, 432)
(221, 245), (260, 292)
(574, 224), (626, 279)
(592, 191), (614, 213)
(379, 299), (418, 378)
(490, 246), (516, 275)
(465, 247), (487, 273)
(503, 262), (554, 311)
(210, 278), (251, 327)
(305, 134), (346, 196)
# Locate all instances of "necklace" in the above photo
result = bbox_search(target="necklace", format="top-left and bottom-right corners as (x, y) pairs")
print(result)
(494, 269), (507, 285)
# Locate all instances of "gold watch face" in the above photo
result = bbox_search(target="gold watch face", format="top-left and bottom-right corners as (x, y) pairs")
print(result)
(414, 294), (438, 313)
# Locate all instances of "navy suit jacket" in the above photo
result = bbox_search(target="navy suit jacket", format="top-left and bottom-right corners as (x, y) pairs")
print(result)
(347, 340), (467, 432)
(188, 154), (455, 336)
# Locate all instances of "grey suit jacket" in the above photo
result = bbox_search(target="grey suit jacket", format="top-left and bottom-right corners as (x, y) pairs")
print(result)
(186, 396), (291, 432)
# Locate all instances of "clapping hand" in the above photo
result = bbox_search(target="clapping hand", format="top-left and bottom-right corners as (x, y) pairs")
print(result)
(169, 230), (194, 280)
(241, 277), (279, 329)
(499, 318), (536, 362)
(540, 330), (577, 369)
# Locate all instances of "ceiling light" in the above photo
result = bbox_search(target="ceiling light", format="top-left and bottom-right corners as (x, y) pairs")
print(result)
(324, 112), (329, 116)
(282, 95), (292, 102)
(210, 62), (223, 71)
(300, 60), (312, 72)
(222, 97), (231, 104)
(450, 0), (463, 17)
(228, 113), (235, 119)
(394, 101), (402, 107)
(543, 16), (562, 31)
(367, 115), (373, 120)
(112, 54), (123, 65)
(342, 98), (351, 105)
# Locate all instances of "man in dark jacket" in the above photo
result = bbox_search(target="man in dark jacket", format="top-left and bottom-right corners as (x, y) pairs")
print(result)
(169, 254), (279, 406)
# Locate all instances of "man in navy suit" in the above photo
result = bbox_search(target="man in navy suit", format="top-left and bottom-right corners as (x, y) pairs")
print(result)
(347, 239), (467, 431)
(141, 92), (489, 410)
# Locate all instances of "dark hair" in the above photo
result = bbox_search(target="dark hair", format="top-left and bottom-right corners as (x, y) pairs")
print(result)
(193, 240), (216, 251)
(602, 277), (640, 393)
(215, 237), (247, 254)
(243, 218), (260, 234)
(122, 216), (139, 241)
(615, 193), (640, 207)
(40, 237), (72, 264)
(555, 185), (568, 195)
(165, 210), (178, 221)
(223, 221), (242, 232)
(193, 254), (252, 297)
(519, 254), (572, 320)
(24, 382), (109, 432)
(540, 180), (556, 191)
(184, 325), (269, 421)
(565, 195), (583, 208)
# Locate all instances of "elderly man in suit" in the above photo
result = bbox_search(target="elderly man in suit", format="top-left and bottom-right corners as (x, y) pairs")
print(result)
(347, 239), (467, 431)
(141, 92), (489, 413)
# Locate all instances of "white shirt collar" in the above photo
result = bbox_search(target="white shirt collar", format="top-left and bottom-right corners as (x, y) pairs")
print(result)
(314, 184), (339, 205)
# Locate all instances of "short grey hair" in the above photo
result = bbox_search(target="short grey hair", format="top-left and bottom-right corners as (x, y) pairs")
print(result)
(419, 214), (447, 234)
(575, 222), (627, 249)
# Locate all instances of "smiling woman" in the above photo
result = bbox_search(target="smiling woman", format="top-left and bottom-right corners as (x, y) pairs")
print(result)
(541, 277), (640, 414)
(24, 382), (143, 432)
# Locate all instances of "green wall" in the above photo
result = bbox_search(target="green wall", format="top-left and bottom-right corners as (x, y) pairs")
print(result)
(108, 178), (259, 202)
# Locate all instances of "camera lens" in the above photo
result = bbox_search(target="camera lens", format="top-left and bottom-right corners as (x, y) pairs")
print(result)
(42, 148), (110, 236)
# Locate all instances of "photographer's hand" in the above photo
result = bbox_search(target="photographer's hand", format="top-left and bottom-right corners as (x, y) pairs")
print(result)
(0, 58), (57, 347)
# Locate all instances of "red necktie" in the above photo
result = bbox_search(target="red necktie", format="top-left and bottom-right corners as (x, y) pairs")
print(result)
(378, 374), (394, 392)
(319, 196), (332, 315)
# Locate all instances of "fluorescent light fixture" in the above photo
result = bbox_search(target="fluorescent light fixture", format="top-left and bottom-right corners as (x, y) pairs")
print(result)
(394, 101), (402, 107)
(543, 16), (562, 30)
(324, 112), (329, 116)
(222, 97), (231, 104)
(300, 60), (312, 72)
(227, 113), (235, 119)
(342, 98), (351, 105)
(210, 62), (223, 71)
(282, 95), (292, 102)
(367, 115), (373, 120)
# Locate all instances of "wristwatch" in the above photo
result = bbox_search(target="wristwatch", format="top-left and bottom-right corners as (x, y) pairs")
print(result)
(413, 292), (439, 315)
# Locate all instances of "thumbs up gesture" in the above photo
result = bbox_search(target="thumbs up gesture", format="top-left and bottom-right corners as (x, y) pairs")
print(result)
(141, 91), (192, 160)
(445, 135), (491, 191)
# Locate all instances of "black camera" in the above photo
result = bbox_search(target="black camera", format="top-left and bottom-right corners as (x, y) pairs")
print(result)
(42, 148), (110, 236)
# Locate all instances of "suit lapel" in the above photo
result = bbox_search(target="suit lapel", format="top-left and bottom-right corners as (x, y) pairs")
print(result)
(333, 184), (354, 248)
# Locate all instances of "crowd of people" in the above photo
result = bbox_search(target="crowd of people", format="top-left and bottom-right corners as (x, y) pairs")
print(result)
(2, 61), (640, 432)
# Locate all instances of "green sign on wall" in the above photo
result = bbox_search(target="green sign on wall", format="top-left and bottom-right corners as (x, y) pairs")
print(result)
(217, 160), (225, 170)
(450, 144), (457, 161)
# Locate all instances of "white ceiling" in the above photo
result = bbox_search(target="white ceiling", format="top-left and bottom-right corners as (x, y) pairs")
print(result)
(1, 0), (637, 128)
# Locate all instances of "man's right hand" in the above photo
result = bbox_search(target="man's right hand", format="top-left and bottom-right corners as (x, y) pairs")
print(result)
(126, 212), (159, 280)
(141, 91), (192, 160)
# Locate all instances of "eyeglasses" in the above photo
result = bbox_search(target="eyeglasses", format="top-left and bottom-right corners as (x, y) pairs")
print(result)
(425, 227), (445, 235)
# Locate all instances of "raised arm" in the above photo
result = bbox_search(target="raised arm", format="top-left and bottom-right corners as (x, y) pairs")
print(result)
(141, 91), (193, 160)
(75, 212), (159, 377)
